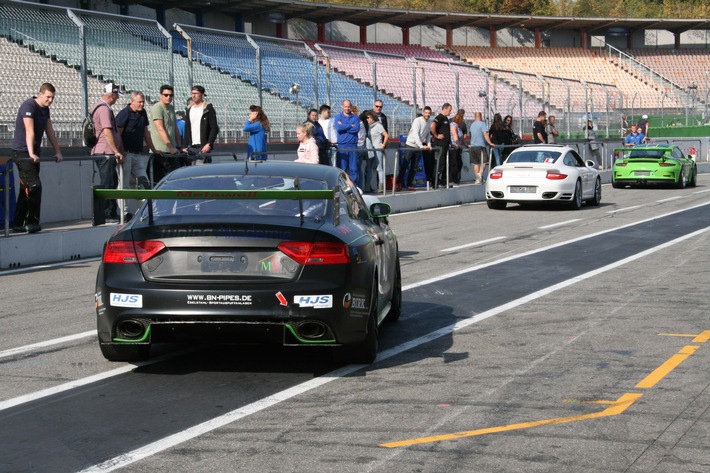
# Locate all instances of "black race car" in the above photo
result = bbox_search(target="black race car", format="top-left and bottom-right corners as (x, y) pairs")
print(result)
(95, 161), (401, 364)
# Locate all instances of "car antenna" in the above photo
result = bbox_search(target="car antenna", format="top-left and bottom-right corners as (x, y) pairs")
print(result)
(294, 176), (304, 226)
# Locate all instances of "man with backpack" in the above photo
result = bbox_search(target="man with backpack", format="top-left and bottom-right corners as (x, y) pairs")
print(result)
(90, 83), (124, 222)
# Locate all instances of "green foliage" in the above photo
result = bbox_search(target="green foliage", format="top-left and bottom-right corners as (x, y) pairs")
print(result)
(302, 0), (710, 17)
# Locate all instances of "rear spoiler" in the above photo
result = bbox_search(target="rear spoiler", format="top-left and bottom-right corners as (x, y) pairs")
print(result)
(93, 187), (340, 227)
(612, 147), (671, 160)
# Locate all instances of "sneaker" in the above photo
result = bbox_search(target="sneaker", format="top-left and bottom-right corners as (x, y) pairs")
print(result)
(407, 186), (417, 191)
(11, 225), (28, 233)
(27, 224), (42, 234)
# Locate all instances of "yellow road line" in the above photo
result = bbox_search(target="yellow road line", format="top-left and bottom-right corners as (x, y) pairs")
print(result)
(692, 330), (710, 343)
(635, 345), (699, 389)
(379, 393), (642, 448)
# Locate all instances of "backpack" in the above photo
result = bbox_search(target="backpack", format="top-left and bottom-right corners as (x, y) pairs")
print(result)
(82, 103), (107, 148)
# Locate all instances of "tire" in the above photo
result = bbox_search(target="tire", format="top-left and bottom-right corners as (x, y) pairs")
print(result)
(675, 170), (687, 189)
(689, 166), (697, 187)
(586, 178), (602, 206)
(386, 257), (402, 323)
(568, 180), (583, 210)
(99, 343), (151, 362)
(612, 180), (624, 189)
(338, 279), (379, 364)
(487, 199), (507, 210)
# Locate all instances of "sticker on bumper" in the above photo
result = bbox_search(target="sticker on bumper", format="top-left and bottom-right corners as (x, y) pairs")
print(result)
(294, 295), (333, 308)
(110, 293), (143, 308)
(186, 294), (253, 306)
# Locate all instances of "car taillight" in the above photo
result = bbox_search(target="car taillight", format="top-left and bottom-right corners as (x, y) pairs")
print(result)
(489, 170), (503, 179)
(278, 241), (350, 265)
(658, 162), (676, 167)
(545, 171), (568, 180)
(103, 241), (166, 264)
(615, 162), (627, 167)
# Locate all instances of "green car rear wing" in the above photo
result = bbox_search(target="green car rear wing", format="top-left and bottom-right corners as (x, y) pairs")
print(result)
(93, 187), (340, 227)
(612, 147), (672, 160)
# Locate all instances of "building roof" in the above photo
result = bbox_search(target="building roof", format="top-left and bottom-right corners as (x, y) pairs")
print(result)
(128, 0), (710, 34)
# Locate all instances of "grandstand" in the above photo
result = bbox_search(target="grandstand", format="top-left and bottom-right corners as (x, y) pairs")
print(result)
(313, 41), (546, 131)
(0, 0), (707, 146)
(448, 46), (678, 114)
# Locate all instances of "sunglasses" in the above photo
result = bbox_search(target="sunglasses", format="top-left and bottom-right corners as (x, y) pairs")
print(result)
(162, 93), (174, 97)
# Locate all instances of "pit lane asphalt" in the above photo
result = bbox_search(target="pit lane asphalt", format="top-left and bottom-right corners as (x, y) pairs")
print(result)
(1, 192), (709, 472)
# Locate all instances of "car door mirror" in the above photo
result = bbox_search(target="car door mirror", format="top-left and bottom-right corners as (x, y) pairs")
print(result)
(369, 202), (391, 220)
(586, 160), (596, 167)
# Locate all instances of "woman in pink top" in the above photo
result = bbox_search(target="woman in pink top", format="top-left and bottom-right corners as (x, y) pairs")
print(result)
(295, 122), (319, 164)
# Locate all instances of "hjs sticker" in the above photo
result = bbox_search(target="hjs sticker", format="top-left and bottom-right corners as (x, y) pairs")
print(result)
(110, 293), (143, 308)
(294, 295), (333, 308)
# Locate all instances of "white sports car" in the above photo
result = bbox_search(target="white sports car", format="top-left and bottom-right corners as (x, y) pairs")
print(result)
(485, 144), (602, 210)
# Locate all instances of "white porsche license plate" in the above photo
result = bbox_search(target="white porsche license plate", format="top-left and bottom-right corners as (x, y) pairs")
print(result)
(509, 186), (536, 193)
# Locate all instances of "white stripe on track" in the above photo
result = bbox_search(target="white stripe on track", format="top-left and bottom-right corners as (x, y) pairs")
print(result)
(0, 331), (96, 360)
(78, 226), (710, 472)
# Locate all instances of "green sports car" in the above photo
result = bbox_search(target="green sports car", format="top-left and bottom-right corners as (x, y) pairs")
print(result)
(612, 144), (697, 189)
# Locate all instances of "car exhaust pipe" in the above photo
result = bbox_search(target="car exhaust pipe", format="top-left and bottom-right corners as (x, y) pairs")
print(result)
(295, 321), (328, 340)
(116, 319), (147, 339)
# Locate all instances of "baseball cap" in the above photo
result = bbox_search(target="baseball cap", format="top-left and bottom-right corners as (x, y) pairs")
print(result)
(642, 114), (648, 119)
(103, 83), (123, 96)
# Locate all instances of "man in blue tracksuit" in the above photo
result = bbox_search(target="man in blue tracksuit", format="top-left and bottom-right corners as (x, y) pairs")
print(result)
(333, 100), (361, 183)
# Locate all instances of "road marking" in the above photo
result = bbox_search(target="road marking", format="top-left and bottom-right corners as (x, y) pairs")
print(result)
(607, 205), (642, 214)
(0, 257), (100, 276)
(378, 393), (643, 448)
(635, 345), (699, 389)
(538, 219), (582, 229)
(0, 331), (96, 360)
(693, 189), (710, 194)
(5, 206), (710, 472)
(656, 196), (685, 203)
(440, 236), (506, 252)
(382, 332), (707, 449)
(76, 226), (710, 472)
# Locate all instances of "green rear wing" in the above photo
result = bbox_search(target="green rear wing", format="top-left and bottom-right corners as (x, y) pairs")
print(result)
(92, 187), (340, 226)
(612, 147), (672, 160)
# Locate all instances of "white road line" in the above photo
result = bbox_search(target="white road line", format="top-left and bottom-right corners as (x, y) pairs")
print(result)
(0, 349), (195, 412)
(0, 331), (96, 360)
(0, 257), (100, 276)
(5, 200), (710, 365)
(656, 196), (685, 203)
(79, 225), (710, 473)
(607, 205), (642, 214)
(440, 236), (506, 252)
(538, 219), (582, 229)
(694, 189), (710, 195)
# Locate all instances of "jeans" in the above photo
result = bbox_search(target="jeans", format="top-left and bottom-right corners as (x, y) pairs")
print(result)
(120, 152), (150, 214)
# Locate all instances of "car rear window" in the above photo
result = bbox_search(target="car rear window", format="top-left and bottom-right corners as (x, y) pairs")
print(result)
(507, 151), (561, 163)
(628, 150), (665, 158)
(148, 175), (328, 219)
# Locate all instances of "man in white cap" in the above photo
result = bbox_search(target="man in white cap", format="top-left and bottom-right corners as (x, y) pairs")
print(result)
(90, 82), (125, 221)
(637, 114), (650, 142)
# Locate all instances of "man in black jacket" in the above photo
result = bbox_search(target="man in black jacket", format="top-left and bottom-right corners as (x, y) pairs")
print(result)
(183, 85), (219, 164)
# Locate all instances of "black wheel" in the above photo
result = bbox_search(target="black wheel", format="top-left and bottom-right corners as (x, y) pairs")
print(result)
(487, 199), (507, 210)
(675, 170), (687, 189)
(386, 257), (402, 323)
(338, 278), (379, 364)
(586, 178), (602, 206)
(568, 180), (583, 210)
(612, 180), (624, 189)
(689, 166), (697, 187)
(99, 343), (151, 362)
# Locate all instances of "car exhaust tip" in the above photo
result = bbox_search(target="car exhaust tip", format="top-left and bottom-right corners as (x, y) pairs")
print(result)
(294, 321), (328, 340)
(116, 319), (148, 339)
